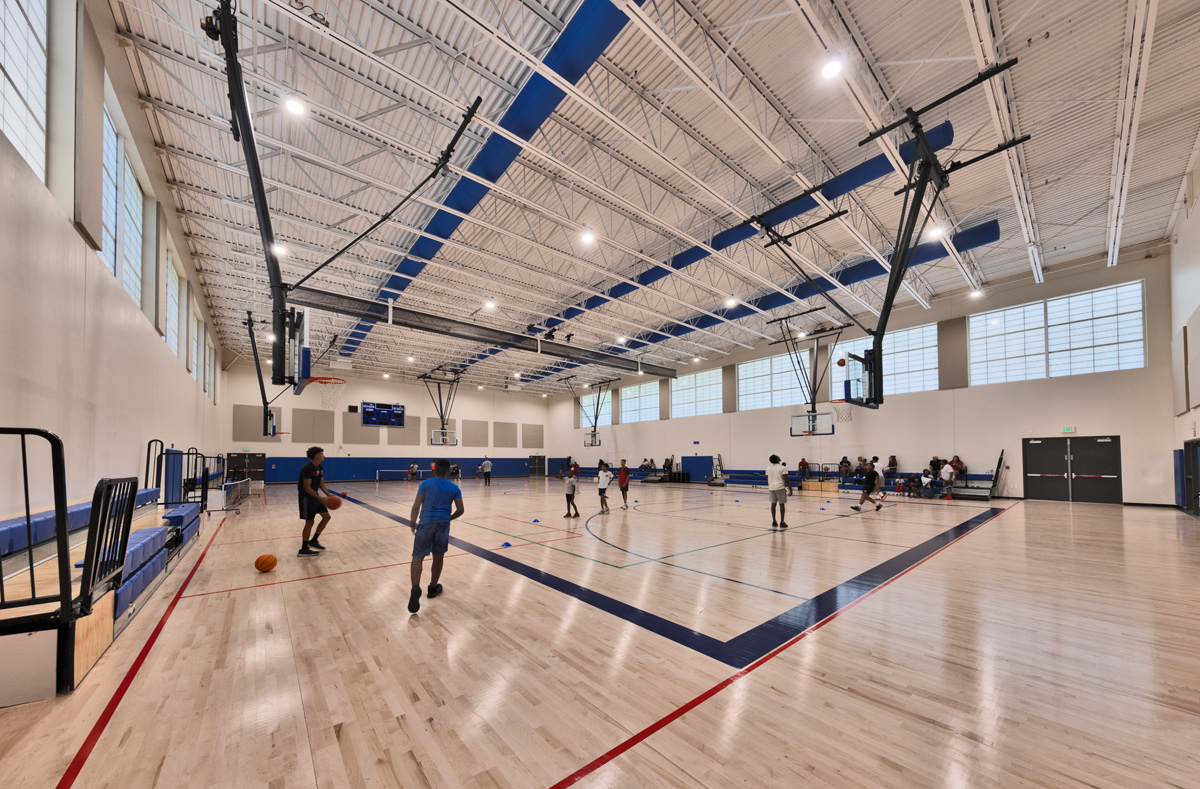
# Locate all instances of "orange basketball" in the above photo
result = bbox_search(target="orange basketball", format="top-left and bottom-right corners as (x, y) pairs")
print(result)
(254, 554), (277, 573)
(325, 495), (343, 510)
(836, 357), (847, 367)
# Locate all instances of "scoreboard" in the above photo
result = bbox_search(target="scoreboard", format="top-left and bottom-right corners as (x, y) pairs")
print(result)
(361, 402), (405, 427)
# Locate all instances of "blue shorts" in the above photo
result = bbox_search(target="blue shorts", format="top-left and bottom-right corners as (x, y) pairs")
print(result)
(413, 521), (451, 558)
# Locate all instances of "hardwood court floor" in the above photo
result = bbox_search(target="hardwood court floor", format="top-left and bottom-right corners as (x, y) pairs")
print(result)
(1, 479), (1197, 787)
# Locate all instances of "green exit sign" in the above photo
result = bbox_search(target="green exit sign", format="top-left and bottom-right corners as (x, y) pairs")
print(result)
(1062, 426), (1075, 433)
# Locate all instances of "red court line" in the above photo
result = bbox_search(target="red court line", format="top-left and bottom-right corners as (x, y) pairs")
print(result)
(56, 518), (227, 789)
(181, 551), (471, 598)
(215, 522), (408, 546)
(547, 502), (1018, 788)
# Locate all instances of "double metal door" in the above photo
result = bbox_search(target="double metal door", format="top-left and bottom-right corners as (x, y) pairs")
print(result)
(1022, 436), (1122, 504)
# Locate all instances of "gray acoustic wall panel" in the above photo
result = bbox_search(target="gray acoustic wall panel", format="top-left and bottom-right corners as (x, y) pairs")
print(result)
(938, 317), (969, 390)
(233, 405), (282, 443)
(462, 419), (489, 447)
(428, 418), (457, 444)
(292, 408), (335, 444)
(494, 421), (518, 448)
(387, 415), (421, 446)
(342, 412), (380, 445)
(522, 424), (544, 448)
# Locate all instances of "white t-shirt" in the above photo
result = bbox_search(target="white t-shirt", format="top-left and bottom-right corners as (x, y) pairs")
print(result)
(597, 470), (613, 489)
(481, 460), (493, 472)
(940, 464), (954, 482)
(766, 463), (788, 491)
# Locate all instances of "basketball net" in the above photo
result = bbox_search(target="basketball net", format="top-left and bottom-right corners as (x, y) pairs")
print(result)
(831, 399), (854, 423)
(310, 377), (347, 410)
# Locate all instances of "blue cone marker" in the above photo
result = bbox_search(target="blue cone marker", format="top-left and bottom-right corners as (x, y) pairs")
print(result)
(820, 507), (826, 511)
(532, 519), (539, 523)
(501, 542), (512, 547)
(634, 500), (638, 503)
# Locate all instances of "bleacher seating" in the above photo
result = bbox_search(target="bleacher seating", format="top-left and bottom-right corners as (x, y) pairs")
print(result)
(0, 487), (159, 557)
(114, 546), (168, 618)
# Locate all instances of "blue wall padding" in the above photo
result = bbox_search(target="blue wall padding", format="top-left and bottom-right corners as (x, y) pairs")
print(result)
(264, 456), (535, 484)
(1173, 449), (1184, 508)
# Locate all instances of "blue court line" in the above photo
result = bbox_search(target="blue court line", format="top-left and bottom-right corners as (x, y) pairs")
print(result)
(345, 495), (1005, 668)
(582, 514), (808, 601)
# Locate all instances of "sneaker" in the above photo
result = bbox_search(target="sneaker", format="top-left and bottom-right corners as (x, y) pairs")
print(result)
(779, 522), (789, 529)
(875, 504), (882, 511)
(427, 583), (443, 599)
(850, 505), (861, 511)
(621, 504), (628, 510)
(298, 544), (319, 557)
(771, 520), (778, 529)
(408, 586), (421, 614)
(572, 513), (580, 518)
(564, 513), (573, 518)
(308, 538), (326, 551)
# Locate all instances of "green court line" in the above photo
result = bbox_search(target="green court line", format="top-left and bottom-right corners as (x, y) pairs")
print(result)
(456, 519), (631, 568)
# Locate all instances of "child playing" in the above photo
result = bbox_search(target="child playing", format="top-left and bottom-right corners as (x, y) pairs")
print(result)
(596, 462), (614, 514)
(407, 459), (465, 614)
(564, 470), (581, 518)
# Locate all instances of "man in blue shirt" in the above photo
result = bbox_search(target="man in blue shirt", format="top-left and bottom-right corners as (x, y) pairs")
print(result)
(407, 458), (464, 613)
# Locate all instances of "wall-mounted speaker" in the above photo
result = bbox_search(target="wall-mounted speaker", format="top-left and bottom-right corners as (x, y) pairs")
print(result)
(348, 405), (359, 413)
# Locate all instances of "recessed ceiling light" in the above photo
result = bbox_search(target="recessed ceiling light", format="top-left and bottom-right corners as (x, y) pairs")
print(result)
(283, 96), (306, 115)
(580, 228), (595, 244)
(271, 243), (287, 256)
(821, 59), (843, 79)
(383, 373), (389, 378)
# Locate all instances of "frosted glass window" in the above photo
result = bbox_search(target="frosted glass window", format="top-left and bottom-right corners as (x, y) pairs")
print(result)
(968, 282), (1144, 385)
(580, 391), (612, 428)
(831, 324), (939, 397)
(671, 369), (722, 418)
(620, 381), (659, 423)
(206, 338), (216, 398)
(1046, 282), (1144, 377)
(1, 0), (49, 181)
(192, 316), (202, 382)
(166, 259), (180, 356)
(737, 352), (808, 412)
(122, 157), (144, 305)
(99, 109), (119, 274)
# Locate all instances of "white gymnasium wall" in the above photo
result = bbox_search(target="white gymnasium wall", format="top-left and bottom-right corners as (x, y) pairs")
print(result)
(549, 253), (1175, 504)
(1170, 178), (1200, 444)
(0, 134), (222, 511)
(222, 365), (550, 458)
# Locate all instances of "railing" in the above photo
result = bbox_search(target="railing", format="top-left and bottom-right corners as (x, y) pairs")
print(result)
(77, 477), (138, 616)
(144, 439), (164, 489)
(0, 428), (74, 632)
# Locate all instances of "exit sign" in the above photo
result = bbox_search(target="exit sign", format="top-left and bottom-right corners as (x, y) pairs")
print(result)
(1062, 426), (1075, 433)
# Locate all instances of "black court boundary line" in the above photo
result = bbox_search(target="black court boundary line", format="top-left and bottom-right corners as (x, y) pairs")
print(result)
(346, 495), (1005, 669)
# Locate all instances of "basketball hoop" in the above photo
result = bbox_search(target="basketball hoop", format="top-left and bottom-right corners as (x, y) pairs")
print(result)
(309, 376), (347, 410)
(831, 399), (854, 423)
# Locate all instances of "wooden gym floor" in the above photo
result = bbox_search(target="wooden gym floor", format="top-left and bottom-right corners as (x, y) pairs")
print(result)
(0, 477), (1197, 787)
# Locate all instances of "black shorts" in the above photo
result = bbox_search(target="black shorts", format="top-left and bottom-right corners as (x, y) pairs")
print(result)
(566, 493), (575, 503)
(619, 485), (629, 493)
(598, 488), (607, 496)
(299, 495), (328, 520)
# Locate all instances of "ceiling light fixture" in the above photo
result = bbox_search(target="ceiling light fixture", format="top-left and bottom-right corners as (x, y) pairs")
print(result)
(267, 334), (276, 341)
(383, 373), (389, 378)
(270, 243), (286, 256)
(283, 96), (306, 115)
(970, 289), (984, 298)
(477, 385), (483, 390)
(617, 336), (626, 344)
(407, 356), (414, 362)
(542, 393), (547, 398)
(929, 226), (944, 238)
(693, 357), (701, 363)
(821, 58), (843, 79)
(580, 228), (595, 244)
(513, 372), (520, 378)
(484, 299), (495, 309)
(725, 297), (736, 307)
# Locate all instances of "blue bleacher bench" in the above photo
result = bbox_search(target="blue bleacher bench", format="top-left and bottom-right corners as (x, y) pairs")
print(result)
(0, 487), (159, 557)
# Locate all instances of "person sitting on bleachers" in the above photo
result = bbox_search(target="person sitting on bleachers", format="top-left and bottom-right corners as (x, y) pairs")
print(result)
(905, 472), (922, 497)
(838, 456), (852, 477)
(648, 459), (656, 473)
(798, 458), (810, 478)
(640, 458), (649, 471)
(885, 455), (898, 478)
(950, 455), (965, 475)
(920, 468), (936, 497)
(853, 457), (868, 479)
(930, 455), (944, 474)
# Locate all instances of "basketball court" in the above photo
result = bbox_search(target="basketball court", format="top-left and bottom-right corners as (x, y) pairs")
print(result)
(3, 0), (1200, 786)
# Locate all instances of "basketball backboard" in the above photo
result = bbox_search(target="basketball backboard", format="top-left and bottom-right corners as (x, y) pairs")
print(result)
(431, 429), (458, 446)
(790, 412), (834, 437)
(584, 431), (601, 447)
